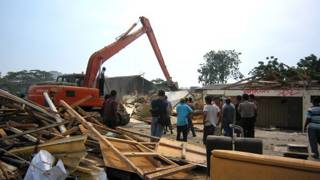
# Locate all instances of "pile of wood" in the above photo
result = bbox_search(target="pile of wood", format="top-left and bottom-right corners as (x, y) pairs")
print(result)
(0, 89), (206, 179)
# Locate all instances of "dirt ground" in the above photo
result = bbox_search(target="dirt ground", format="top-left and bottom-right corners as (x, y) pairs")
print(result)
(120, 116), (319, 179)
(125, 117), (316, 159)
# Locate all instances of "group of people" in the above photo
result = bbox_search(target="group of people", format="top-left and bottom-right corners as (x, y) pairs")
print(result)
(150, 90), (196, 142)
(101, 89), (320, 159)
(150, 90), (258, 143)
(201, 94), (257, 144)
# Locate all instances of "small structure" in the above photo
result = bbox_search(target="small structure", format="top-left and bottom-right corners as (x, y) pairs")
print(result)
(105, 75), (155, 98)
(198, 81), (320, 131)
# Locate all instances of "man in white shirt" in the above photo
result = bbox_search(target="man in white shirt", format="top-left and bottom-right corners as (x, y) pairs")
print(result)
(203, 95), (221, 144)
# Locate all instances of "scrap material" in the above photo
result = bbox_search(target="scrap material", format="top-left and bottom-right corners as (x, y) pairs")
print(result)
(155, 138), (207, 166)
(0, 89), (203, 179)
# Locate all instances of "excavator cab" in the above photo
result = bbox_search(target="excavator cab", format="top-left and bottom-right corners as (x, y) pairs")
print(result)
(56, 74), (84, 87)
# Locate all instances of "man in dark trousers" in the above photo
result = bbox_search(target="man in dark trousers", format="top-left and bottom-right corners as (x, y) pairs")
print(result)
(304, 97), (320, 159)
(203, 96), (221, 144)
(176, 98), (193, 141)
(249, 94), (258, 123)
(103, 90), (118, 129)
(187, 97), (196, 137)
(163, 95), (173, 134)
(234, 95), (242, 136)
(99, 67), (106, 96)
(150, 90), (168, 139)
(221, 98), (235, 137)
(238, 94), (257, 137)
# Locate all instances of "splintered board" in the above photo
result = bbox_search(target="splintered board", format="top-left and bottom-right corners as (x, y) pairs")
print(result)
(99, 137), (195, 179)
(155, 138), (207, 166)
(61, 100), (196, 180)
(9, 135), (88, 172)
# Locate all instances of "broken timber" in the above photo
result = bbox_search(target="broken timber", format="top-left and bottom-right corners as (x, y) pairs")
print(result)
(155, 138), (207, 166)
(60, 100), (196, 179)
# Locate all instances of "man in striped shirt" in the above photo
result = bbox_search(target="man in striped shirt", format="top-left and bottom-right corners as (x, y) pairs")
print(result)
(304, 97), (320, 159)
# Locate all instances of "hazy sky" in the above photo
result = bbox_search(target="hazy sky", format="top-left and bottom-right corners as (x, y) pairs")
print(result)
(0, 0), (319, 87)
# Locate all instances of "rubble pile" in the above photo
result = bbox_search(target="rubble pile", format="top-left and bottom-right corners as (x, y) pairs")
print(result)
(123, 95), (152, 124)
(0, 89), (205, 179)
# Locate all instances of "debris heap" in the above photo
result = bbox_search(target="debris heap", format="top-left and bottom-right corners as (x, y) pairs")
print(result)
(0, 89), (205, 179)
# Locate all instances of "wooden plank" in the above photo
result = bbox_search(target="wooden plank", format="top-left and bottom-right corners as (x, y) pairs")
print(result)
(75, 106), (105, 127)
(6, 127), (44, 143)
(60, 100), (145, 178)
(48, 126), (80, 141)
(123, 152), (158, 157)
(0, 89), (58, 120)
(9, 135), (87, 172)
(155, 138), (207, 166)
(145, 163), (196, 180)
(116, 127), (160, 141)
(143, 165), (177, 175)
(158, 139), (206, 155)
(0, 121), (68, 142)
(6, 121), (38, 129)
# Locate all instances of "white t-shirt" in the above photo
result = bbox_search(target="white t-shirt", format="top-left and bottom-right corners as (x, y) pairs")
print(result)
(203, 103), (220, 126)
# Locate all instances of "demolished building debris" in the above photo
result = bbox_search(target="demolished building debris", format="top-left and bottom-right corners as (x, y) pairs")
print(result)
(0, 89), (206, 179)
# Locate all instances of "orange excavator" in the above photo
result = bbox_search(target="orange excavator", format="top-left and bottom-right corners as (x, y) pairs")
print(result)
(27, 16), (177, 111)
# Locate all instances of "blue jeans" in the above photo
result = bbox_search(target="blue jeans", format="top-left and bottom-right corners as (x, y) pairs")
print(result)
(151, 117), (164, 138)
(222, 123), (233, 137)
(308, 123), (320, 157)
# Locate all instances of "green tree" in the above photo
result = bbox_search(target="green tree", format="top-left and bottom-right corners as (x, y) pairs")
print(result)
(3, 69), (54, 82)
(198, 50), (243, 85)
(0, 70), (55, 95)
(297, 54), (320, 81)
(249, 55), (320, 84)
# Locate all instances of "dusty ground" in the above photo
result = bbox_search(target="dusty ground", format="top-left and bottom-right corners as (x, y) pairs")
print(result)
(121, 117), (319, 179)
(124, 117), (318, 160)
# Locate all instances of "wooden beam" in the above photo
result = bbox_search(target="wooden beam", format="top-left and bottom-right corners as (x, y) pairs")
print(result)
(0, 89), (58, 120)
(158, 141), (206, 155)
(123, 152), (158, 157)
(6, 121), (38, 129)
(0, 121), (68, 142)
(48, 126), (80, 141)
(145, 163), (196, 180)
(116, 127), (160, 141)
(6, 127), (44, 143)
(60, 100), (144, 178)
(143, 165), (177, 175)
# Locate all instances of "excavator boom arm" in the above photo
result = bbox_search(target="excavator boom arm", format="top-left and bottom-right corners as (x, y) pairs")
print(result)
(83, 16), (174, 89)
(84, 24), (146, 87)
(140, 17), (172, 82)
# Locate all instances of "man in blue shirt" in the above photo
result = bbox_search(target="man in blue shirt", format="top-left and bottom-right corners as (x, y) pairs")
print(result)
(176, 98), (193, 141)
(304, 97), (320, 159)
